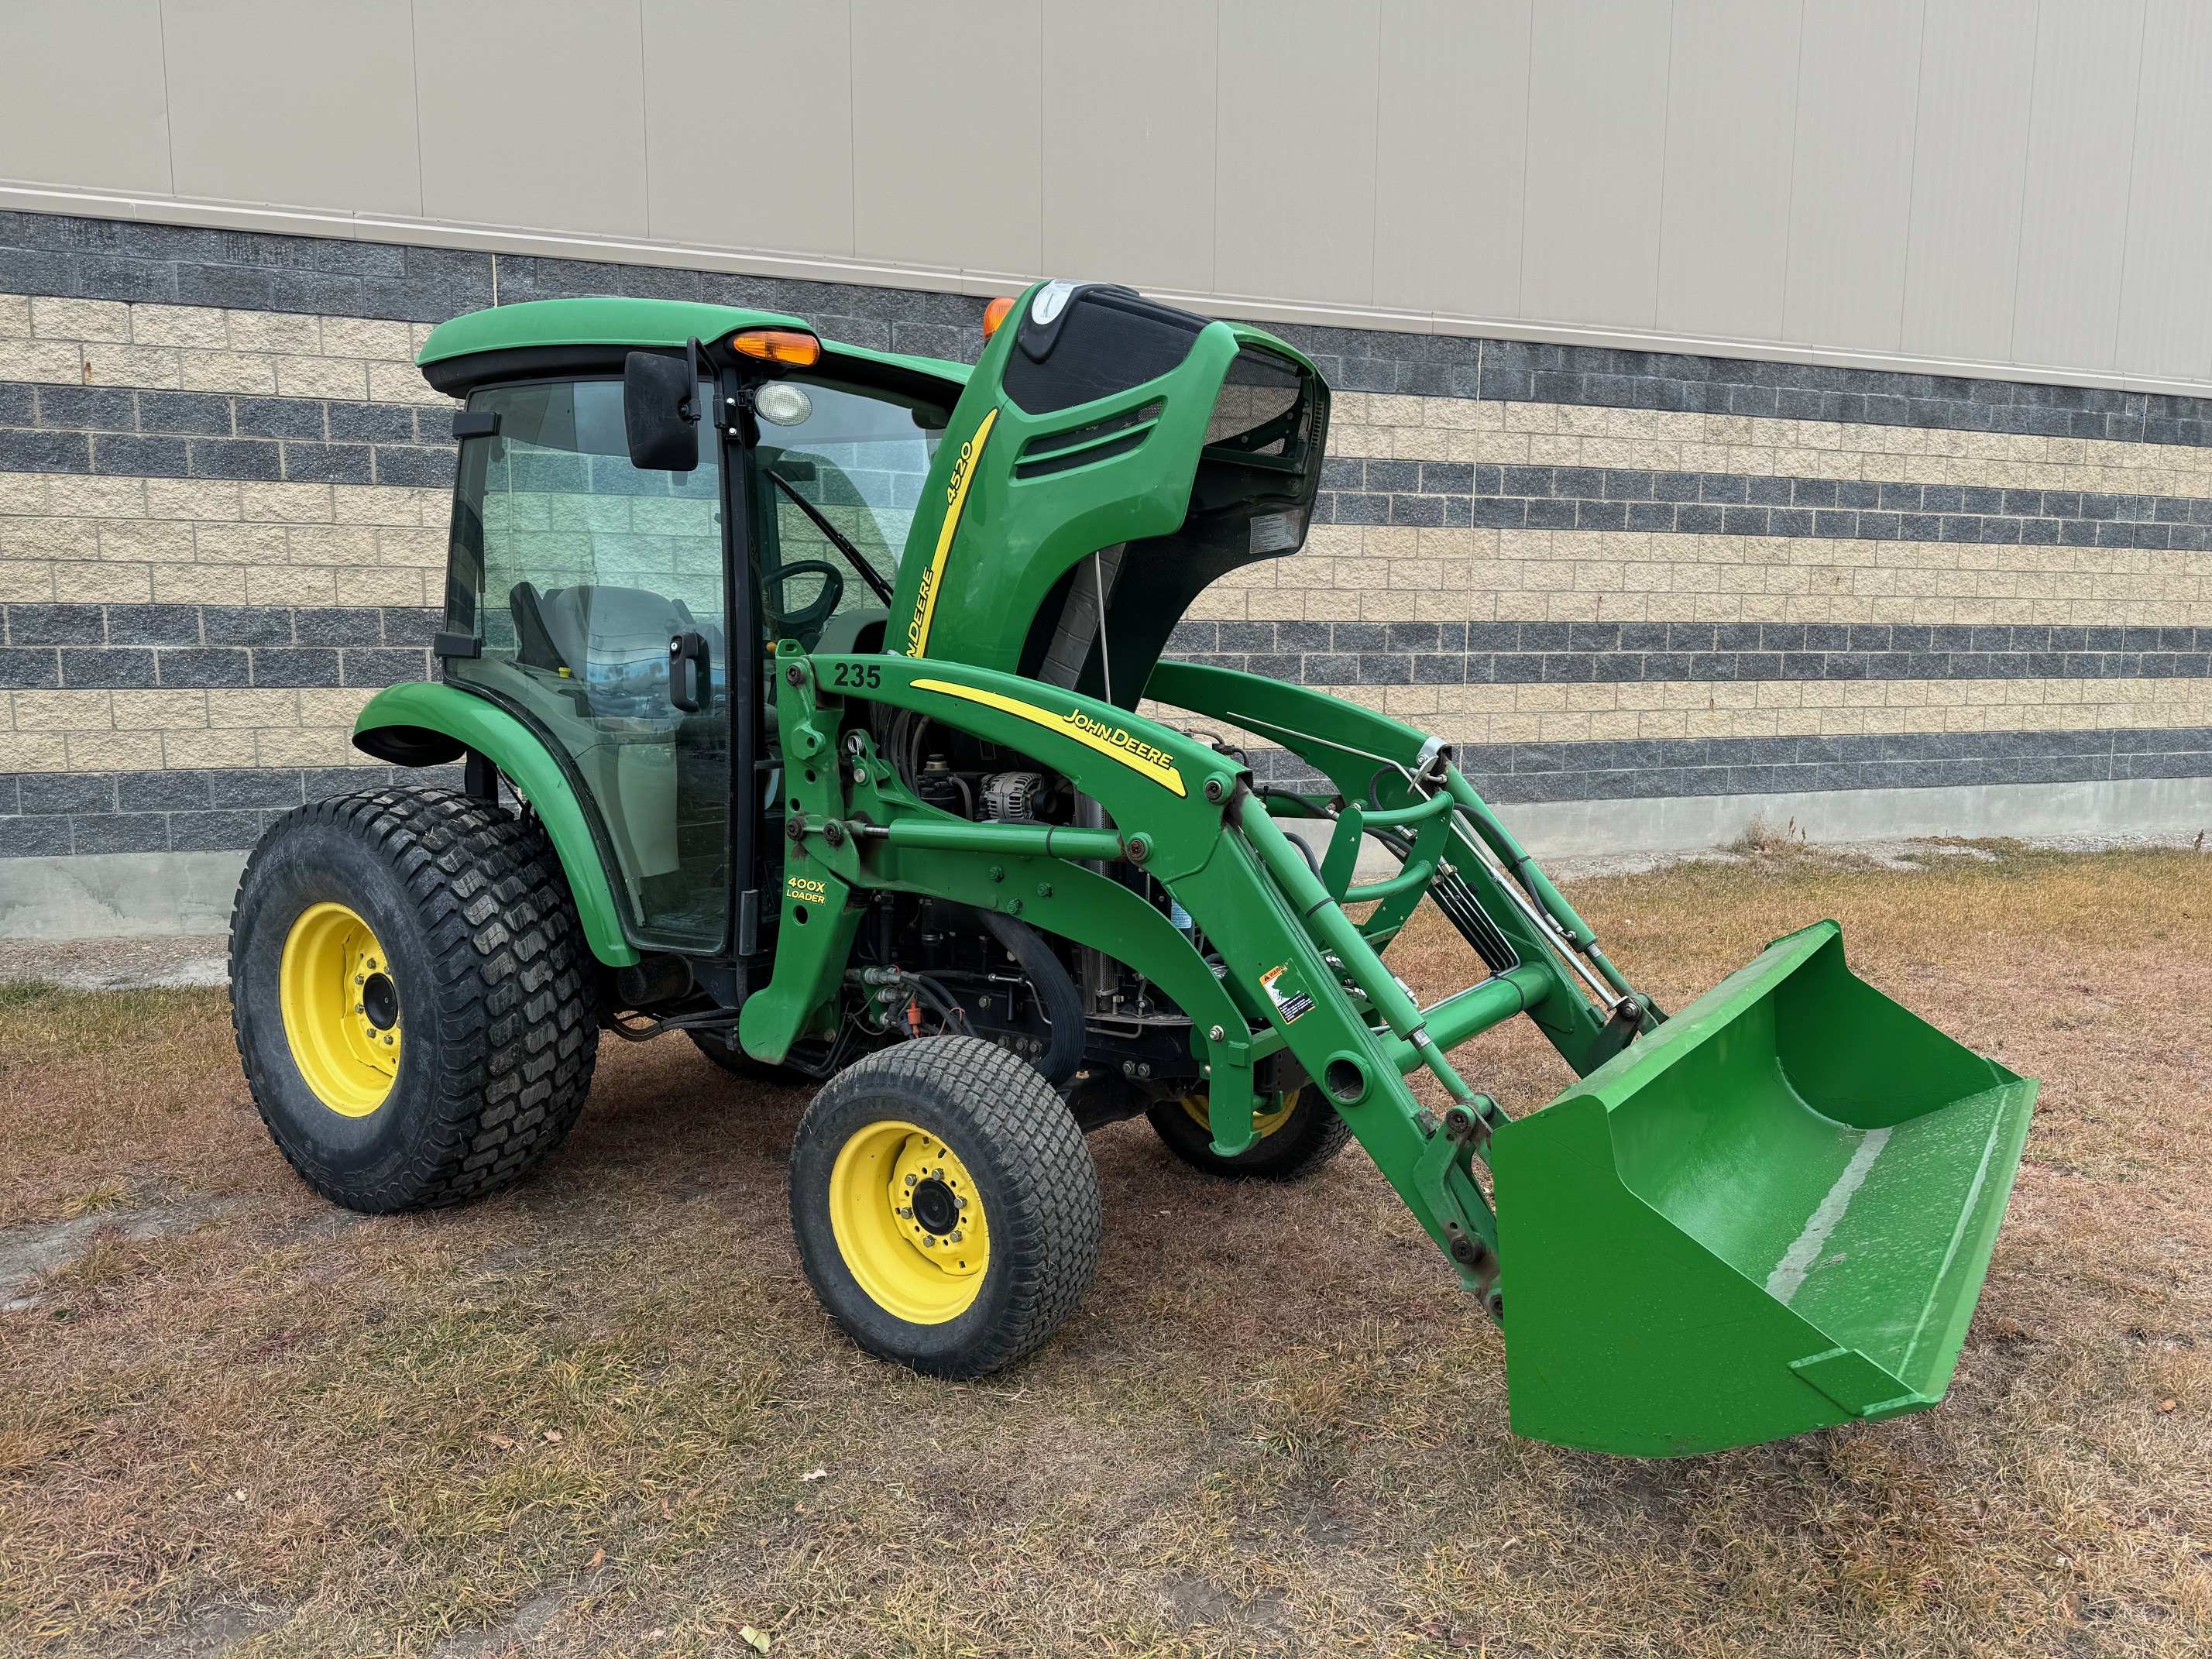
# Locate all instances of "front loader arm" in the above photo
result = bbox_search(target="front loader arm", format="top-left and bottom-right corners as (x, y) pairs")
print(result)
(1146, 659), (1653, 1076)
(744, 644), (1598, 1301)
(746, 643), (2038, 1460)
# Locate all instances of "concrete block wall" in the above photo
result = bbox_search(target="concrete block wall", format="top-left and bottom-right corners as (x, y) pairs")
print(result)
(0, 207), (2207, 895)
(1170, 364), (2212, 805)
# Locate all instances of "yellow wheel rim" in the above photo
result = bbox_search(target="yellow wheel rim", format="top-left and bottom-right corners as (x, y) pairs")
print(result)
(278, 902), (401, 1118)
(828, 1119), (990, 1324)
(1182, 1088), (1299, 1142)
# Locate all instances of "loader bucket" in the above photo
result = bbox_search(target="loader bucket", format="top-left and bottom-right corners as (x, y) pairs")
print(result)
(1490, 921), (2035, 1457)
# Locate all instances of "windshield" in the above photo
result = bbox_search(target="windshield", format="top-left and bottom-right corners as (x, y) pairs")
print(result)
(752, 378), (946, 644)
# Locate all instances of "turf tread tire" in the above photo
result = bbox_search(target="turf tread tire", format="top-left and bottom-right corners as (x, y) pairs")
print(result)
(790, 1036), (1101, 1379)
(228, 786), (599, 1213)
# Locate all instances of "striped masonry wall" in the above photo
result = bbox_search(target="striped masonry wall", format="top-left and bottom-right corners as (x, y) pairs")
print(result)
(0, 205), (2208, 871)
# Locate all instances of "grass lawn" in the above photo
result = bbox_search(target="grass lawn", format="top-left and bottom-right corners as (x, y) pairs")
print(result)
(0, 842), (2206, 1657)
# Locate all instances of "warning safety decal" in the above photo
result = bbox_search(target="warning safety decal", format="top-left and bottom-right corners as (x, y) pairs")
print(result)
(1260, 963), (1316, 1025)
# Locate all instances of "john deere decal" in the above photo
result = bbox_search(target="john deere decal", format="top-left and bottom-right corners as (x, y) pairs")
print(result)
(902, 408), (997, 658)
(909, 678), (1187, 797)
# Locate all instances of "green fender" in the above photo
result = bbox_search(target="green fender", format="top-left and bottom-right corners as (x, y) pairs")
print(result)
(352, 680), (639, 967)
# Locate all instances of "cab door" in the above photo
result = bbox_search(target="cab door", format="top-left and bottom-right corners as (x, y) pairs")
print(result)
(442, 375), (735, 953)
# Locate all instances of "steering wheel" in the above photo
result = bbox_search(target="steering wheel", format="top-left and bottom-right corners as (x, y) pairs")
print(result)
(761, 559), (844, 639)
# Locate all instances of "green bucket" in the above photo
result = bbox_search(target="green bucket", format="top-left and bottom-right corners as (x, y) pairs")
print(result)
(1491, 921), (2036, 1457)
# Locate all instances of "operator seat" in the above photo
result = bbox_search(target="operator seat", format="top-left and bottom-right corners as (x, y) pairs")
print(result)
(509, 582), (729, 880)
(525, 583), (707, 697)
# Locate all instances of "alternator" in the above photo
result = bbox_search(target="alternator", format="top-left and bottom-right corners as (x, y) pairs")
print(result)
(981, 771), (1046, 822)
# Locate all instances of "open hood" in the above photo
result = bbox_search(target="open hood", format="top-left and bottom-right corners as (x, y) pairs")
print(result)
(884, 280), (1330, 704)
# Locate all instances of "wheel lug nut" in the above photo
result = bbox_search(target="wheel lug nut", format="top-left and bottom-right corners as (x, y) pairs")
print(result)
(955, 1197), (967, 1210)
(904, 1173), (917, 1187)
(947, 1231), (963, 1245)
(897, 1207), (912, 1218)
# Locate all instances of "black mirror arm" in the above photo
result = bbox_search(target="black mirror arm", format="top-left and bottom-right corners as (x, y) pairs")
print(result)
(767, 472), (895, 604)
(681, 337), (703, 424)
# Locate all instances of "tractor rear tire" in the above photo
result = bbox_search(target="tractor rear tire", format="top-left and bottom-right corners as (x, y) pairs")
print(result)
(228, 787), (599, 1214)
(789, 1036), (1101, 1378)
(1146, 1084), (1352, 1181)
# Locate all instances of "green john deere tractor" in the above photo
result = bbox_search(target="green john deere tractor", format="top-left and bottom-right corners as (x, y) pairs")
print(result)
(227, 279), (2037, 1456)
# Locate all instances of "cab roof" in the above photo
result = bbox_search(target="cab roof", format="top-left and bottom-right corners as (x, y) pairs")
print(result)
(414, 296), (972, 389)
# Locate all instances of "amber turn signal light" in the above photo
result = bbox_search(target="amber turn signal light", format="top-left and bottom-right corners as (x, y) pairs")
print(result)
(730, 328), (822, 367)
(982, 296), (1015, 340)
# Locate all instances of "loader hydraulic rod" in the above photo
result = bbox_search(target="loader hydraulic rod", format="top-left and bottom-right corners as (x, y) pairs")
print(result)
(1384, 962), (1559, 1070)
(855, 819), (1128, 860)
(1438, 768), (1640, 1005)
(1238, 958), (1554, 1073)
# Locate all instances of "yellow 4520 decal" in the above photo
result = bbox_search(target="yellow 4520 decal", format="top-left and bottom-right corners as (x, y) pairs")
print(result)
(910, 678), (1187, 798)
(902, 407), (997, 658)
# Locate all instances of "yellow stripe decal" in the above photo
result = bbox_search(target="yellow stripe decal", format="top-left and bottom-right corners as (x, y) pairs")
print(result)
(902, 407), (997, 658)
(911, 678), (1187, 798)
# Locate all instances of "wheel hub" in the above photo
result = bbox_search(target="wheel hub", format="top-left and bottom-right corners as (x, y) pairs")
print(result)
(361, 971), (399, 1032)
(826, 1120), (991, 1324)
(909, 1176), (959, 1235)
(278, 902), (401, 1118)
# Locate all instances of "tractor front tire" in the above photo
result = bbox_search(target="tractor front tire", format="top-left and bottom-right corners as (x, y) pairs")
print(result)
(1146, 1084), (1352, 1181)
(228, 787), (599, 1214)
(789, 1036), (1101, 1378)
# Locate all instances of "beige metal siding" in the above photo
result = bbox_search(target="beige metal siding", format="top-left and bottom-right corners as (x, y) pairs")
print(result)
(164, 0), (423, 219)
(1898, 0), (2039, 364)
(1214, 0), (1380, 305)
(2115, 0), (2212, 381)
(413, 0), (650, 239)
(1656, 0), (1803, 342)
(1041, 0), (1218, 294)
(0, 0), (2205, 388)
(1372, 0), (1533, 318)
(1782, 0), (1925, 355)
(2010, 0), (2144, 373)
(646, 0), (857, 257)
(1520, 0), (1672, 328)
(850, 0), (1040, 279)
(0, 1), (171, 196)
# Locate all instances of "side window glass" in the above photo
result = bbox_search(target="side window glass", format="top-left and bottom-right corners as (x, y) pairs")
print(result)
(445, 379), (731, 950)
(462, 380), (723, 690)
(752, 380), (943, 647)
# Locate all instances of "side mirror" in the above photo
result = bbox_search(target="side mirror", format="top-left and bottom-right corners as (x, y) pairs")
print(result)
(623, 349), (699, 472)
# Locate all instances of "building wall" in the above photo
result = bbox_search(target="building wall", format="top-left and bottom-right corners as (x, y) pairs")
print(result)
(5, 2), (2211, 396)
(0, 205), (2206, 902)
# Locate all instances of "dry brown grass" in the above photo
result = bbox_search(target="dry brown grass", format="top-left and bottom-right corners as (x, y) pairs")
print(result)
(0, 843), (2207, 1657)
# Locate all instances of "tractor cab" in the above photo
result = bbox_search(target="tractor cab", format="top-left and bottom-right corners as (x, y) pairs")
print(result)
(390, 285), (1328, 984)
(393, 300), (971, 968)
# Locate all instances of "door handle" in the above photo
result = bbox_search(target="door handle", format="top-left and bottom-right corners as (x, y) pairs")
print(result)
(668, 630), (710, 713)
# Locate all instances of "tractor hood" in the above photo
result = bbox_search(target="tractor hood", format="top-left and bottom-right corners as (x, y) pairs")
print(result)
(884, 281), (1329, 701)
